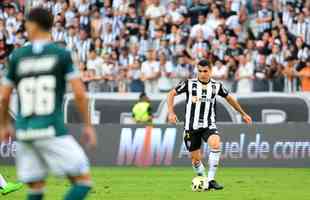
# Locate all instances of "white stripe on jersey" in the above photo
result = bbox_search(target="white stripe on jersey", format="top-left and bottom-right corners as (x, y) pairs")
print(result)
(185, 80), (193, 130)
(177, 78), (229, 131)
(202, 83), (212, 128)
(193, 83), (202, 129)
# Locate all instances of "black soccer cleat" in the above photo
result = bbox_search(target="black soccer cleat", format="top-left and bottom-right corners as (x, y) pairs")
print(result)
(208, 180), (224, 190)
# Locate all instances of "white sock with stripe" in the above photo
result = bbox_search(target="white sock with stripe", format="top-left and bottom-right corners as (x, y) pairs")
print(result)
(192, 160), (206, 176)
(207, 150), (221, 181)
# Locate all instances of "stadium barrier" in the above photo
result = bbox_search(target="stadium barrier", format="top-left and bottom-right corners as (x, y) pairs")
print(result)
(63, 93), (310, 124)
(1, 123), (310, 167)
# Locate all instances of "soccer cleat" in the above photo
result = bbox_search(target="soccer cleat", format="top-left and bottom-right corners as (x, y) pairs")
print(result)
(1, 182), (23, 195)
(208, 180), (224, 190)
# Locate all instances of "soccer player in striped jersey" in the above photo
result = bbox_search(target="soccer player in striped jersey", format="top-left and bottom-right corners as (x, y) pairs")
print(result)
(167, 59), (252, 190)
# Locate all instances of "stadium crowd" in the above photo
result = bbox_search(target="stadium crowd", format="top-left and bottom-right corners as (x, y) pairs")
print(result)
(0, 0), (310, 93)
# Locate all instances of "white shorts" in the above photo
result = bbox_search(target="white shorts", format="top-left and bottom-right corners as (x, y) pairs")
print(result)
(16, 135), (90, 183)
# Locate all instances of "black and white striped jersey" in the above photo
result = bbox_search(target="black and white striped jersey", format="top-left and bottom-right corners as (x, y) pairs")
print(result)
(175, 78), (229, 131)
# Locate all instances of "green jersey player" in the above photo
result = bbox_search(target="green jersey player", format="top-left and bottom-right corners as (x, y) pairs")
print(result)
(0, 8), (97, 200)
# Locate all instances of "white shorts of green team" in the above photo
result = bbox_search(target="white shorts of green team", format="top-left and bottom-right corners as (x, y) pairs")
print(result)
(16, 135), (90, 183)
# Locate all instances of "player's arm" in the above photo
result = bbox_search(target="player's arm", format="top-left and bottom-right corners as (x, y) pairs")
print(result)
(70, 77), (97, 148)
(167, 80), (188, 124)
(64, 51), (96, 147)
(225, 95), (252, 124)
(217, 83), (252, 124)
(0, 53), (16, 142)
(0, 85), (13, 141)
(167, 89), (178, 124)
(70, 78), (90, 125)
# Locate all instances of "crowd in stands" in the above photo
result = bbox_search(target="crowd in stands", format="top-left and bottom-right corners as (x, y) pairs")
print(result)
(0, 0), (310, 93)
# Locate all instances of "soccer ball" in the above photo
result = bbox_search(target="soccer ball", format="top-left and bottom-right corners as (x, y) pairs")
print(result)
(191, 176), (208, 192)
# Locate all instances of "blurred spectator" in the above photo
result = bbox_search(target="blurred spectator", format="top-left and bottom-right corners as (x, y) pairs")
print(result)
(86, 48), (104, 92)
(0, 0), (309, 94)
(253, 54), (269, 92)
(90, 9), (103, 39)
(190, 13), (214, 42)
(52, 21), (66, 42)
(212, 59), (228, 85)
(188, 0), (209, 25)
(283, 57), (297, 92)
(268, 58), (284, 92)
(141, 49), (160, 94)
(145, 0), (165, 20)
(256, 1), (273, 34)
(298, 58), (310, 91)
(76, 28), (91, 63)
(235, 54), (254, 93)
(158, 52), (174, 92)
(173, 54), (193, 85)
(124, 4), (143, 36)
(128, 58), (144, 92)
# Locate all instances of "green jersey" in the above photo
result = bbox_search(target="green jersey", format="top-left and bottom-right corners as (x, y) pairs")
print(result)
(3, 42), (79, 141)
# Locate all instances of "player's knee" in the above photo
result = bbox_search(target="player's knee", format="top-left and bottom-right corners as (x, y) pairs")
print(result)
(210, 142), (220, 150)
(208, 135), (221, 150)
(28, 181), (45, 189)
(68, 173), (92, 185)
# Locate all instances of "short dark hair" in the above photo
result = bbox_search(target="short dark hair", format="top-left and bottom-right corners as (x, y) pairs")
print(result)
(139, 92), (147, 100)
(26, 7), (53, 31)
(198, 60), (211, 68)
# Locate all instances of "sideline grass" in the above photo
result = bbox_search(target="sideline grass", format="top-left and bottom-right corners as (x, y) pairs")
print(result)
(0, 166), (309, 200)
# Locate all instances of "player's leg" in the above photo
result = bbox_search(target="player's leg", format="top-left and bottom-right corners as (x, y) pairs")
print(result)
(64, 174), (92, 200)
(191, 149), (206, 177)
(27, 181), (45, 200)
(184, 131), (206, 177)
(37, 135), (92, 200)
(204, 132), (223, 190)
(15, 141), (48, 199)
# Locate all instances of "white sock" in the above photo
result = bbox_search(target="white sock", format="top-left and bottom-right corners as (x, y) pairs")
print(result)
(192, 161), (206, 176)
(0, 174), (8, 188)
(207, 150), (221, 181)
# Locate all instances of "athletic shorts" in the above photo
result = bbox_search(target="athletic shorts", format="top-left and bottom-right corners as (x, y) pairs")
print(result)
(16, 135), (90, 183)
(183, 128), (219, 152)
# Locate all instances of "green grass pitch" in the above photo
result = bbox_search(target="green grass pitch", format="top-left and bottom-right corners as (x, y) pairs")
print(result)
(1, 166), (309, 200)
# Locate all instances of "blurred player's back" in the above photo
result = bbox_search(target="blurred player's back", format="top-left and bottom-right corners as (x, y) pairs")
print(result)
(7, 42), (78, 140)
(0, 8), (96, 200)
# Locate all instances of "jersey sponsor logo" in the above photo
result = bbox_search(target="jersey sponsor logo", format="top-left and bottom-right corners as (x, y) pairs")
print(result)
(191, 96), (212, 103)
(16, 126), (56, 140)
(117, 127), (177, 166)
(17, 56), (57, 76)
(192, 96), (198, 103)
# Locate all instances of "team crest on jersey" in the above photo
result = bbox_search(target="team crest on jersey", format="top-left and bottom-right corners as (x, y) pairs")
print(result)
(192, 96), (198, 103)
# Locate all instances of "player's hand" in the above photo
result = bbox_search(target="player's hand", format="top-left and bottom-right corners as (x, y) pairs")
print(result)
(81, 125), (97, 149)
(242, 114), (252, 124)
(168, 112), (178, 124)
(0, 124), (14, 142)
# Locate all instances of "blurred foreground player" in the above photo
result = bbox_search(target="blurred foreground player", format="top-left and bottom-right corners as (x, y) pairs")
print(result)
(0, 8), (97, 200)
